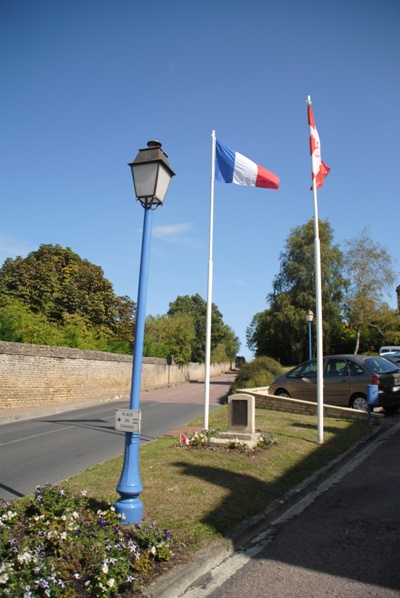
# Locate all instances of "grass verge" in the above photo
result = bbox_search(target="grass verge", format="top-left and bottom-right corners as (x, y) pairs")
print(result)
(63, 406), (375, 564)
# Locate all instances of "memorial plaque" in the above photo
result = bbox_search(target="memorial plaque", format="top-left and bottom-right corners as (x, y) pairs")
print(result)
(227, 394), (255, 434)
(231, 400), (248, 426)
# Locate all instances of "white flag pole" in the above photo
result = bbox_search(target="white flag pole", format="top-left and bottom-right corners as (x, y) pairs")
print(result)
(307, 96), (324, 444)
(204, 130), (216, 430)
(312, 179), (324, 444)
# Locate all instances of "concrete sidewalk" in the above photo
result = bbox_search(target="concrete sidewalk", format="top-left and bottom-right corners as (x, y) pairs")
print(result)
(145, 416), (400, 597)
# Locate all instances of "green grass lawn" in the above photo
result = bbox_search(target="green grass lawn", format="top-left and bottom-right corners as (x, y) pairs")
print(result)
(64, 405), (374, 552)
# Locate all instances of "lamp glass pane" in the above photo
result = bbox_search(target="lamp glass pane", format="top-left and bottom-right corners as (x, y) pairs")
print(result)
(132, 162), (158, 199)
(154, 165), (173, 204)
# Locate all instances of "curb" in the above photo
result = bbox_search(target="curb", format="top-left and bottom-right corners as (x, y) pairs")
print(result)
(145, 419), (398, 598)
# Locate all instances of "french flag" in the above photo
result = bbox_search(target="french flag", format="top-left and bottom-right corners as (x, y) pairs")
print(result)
(215, 139), (279, 190)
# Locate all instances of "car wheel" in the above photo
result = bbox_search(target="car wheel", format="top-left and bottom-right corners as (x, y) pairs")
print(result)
(383, 405), (400, 415)
(350, 394), (368, 411)
(275, 389), (291, 398)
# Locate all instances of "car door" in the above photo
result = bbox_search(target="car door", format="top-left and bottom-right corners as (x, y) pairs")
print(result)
(293, 361), (318, 401)
(324, 358), (351, 406)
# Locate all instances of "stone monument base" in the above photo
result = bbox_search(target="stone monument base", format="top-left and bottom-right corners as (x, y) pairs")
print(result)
(210, 431), (261, 449)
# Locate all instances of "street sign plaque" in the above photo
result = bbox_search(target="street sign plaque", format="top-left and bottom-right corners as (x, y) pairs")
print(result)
(115, 409), (141, 433)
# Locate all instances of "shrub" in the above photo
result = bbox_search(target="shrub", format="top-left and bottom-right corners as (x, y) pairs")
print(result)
(230, 356), (283, 394)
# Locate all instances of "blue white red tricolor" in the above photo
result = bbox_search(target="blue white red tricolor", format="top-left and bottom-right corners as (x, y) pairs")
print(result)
(215, 139), (279, 190)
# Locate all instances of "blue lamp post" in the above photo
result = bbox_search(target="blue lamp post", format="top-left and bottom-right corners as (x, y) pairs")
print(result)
(114, 141), (175, 524)
(306, 309), (314, 360)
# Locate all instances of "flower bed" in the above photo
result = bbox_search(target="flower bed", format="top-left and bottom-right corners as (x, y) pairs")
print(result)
(0, 484), (172, 597)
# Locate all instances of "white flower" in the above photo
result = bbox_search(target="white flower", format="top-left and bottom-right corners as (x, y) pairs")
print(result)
(0, 563), (11, 574)
(1, 510), (16, 523)
(102, 562), (109, 574)
(0, 572), (9, 584)
(17, 552), (33, 564)
(107, 578), (116, 588)
(150, 545), (156, 555)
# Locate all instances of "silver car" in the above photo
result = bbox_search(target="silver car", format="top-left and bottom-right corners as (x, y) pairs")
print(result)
(268, 354), (400, 413)
(383, 353), (400, 368)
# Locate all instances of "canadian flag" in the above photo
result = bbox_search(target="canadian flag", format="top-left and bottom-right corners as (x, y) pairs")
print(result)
(308, 102), (330, 189)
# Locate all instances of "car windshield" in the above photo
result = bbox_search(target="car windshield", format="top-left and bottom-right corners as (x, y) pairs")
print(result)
(287, 361), (317, 378)
(365, 357), (400, 374)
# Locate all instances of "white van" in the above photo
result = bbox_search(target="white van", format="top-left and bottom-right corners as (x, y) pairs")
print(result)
(379, 346), (400, 356)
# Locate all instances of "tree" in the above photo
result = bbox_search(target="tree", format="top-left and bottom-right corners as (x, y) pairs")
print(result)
(0, 244), (136, 352)
(343, 228), (398, 353)
(144, 313), (195, 364)
(113, 295), (136, 347)
(247, 219), (347, 364)
(217, 324), (240, 362)
(167, 293), (239, 363)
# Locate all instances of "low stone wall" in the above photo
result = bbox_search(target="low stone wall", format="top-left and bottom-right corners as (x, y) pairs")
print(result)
(0, 341), (231, 411)
(237, 388), (383, 424)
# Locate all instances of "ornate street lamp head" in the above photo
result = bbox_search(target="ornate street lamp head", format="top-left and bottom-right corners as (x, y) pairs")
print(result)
(128, 141), (175, 208)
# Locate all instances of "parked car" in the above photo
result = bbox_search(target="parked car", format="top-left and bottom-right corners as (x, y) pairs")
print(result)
(383, 352), (400, 367)
(268, 354), (400, 413)
(379, 346), (400, 356)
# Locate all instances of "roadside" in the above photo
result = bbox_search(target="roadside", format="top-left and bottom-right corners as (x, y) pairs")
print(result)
(146, 416), (400, 597)
(176, 417), (400, 597)
(2, 370), (398, 597)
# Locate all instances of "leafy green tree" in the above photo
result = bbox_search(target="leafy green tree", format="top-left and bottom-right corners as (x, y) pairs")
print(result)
(247, 219), (347, 364)
(216, 324), (240, 362)
(0, 245), (116, 327)
(144, 313), (195, 364)
(167, 293), (239, 363)
(343, 229), (398, 353)
(0, 244), (135, 353)
(112, 295), (136, 347)
(0, 296), (62, 345)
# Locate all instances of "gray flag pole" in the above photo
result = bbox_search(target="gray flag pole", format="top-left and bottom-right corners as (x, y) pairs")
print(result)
(204, 130), (216, 430)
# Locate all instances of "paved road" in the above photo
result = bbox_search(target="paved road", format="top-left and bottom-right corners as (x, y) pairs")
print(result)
(0, 372), (236, 502)
(175, 419), (400, 598)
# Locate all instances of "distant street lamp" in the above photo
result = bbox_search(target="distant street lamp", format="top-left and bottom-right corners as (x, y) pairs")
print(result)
(306, 309), (314, 360)
(114, 141), (175, 524)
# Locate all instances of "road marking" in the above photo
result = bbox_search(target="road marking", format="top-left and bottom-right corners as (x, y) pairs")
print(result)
(0, 416), (116, 447)
(0, 425), (74, 446)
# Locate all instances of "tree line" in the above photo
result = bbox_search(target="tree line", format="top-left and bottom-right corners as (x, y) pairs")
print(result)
(0, 244), (239, 364)
(246, 219), (399, 364)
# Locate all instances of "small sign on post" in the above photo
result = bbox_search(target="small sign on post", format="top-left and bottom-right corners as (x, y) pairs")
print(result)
(115, 409), (142, 433)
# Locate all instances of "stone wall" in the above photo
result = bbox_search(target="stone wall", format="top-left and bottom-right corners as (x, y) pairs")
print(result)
(237, 388), (383, 424)
(0, 341), (231, 411)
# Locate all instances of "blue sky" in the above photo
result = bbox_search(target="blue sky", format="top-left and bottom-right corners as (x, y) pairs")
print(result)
(1, 0), (399, 360)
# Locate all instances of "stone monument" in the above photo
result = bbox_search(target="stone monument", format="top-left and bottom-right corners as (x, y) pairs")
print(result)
(211, 394), (260, 448)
